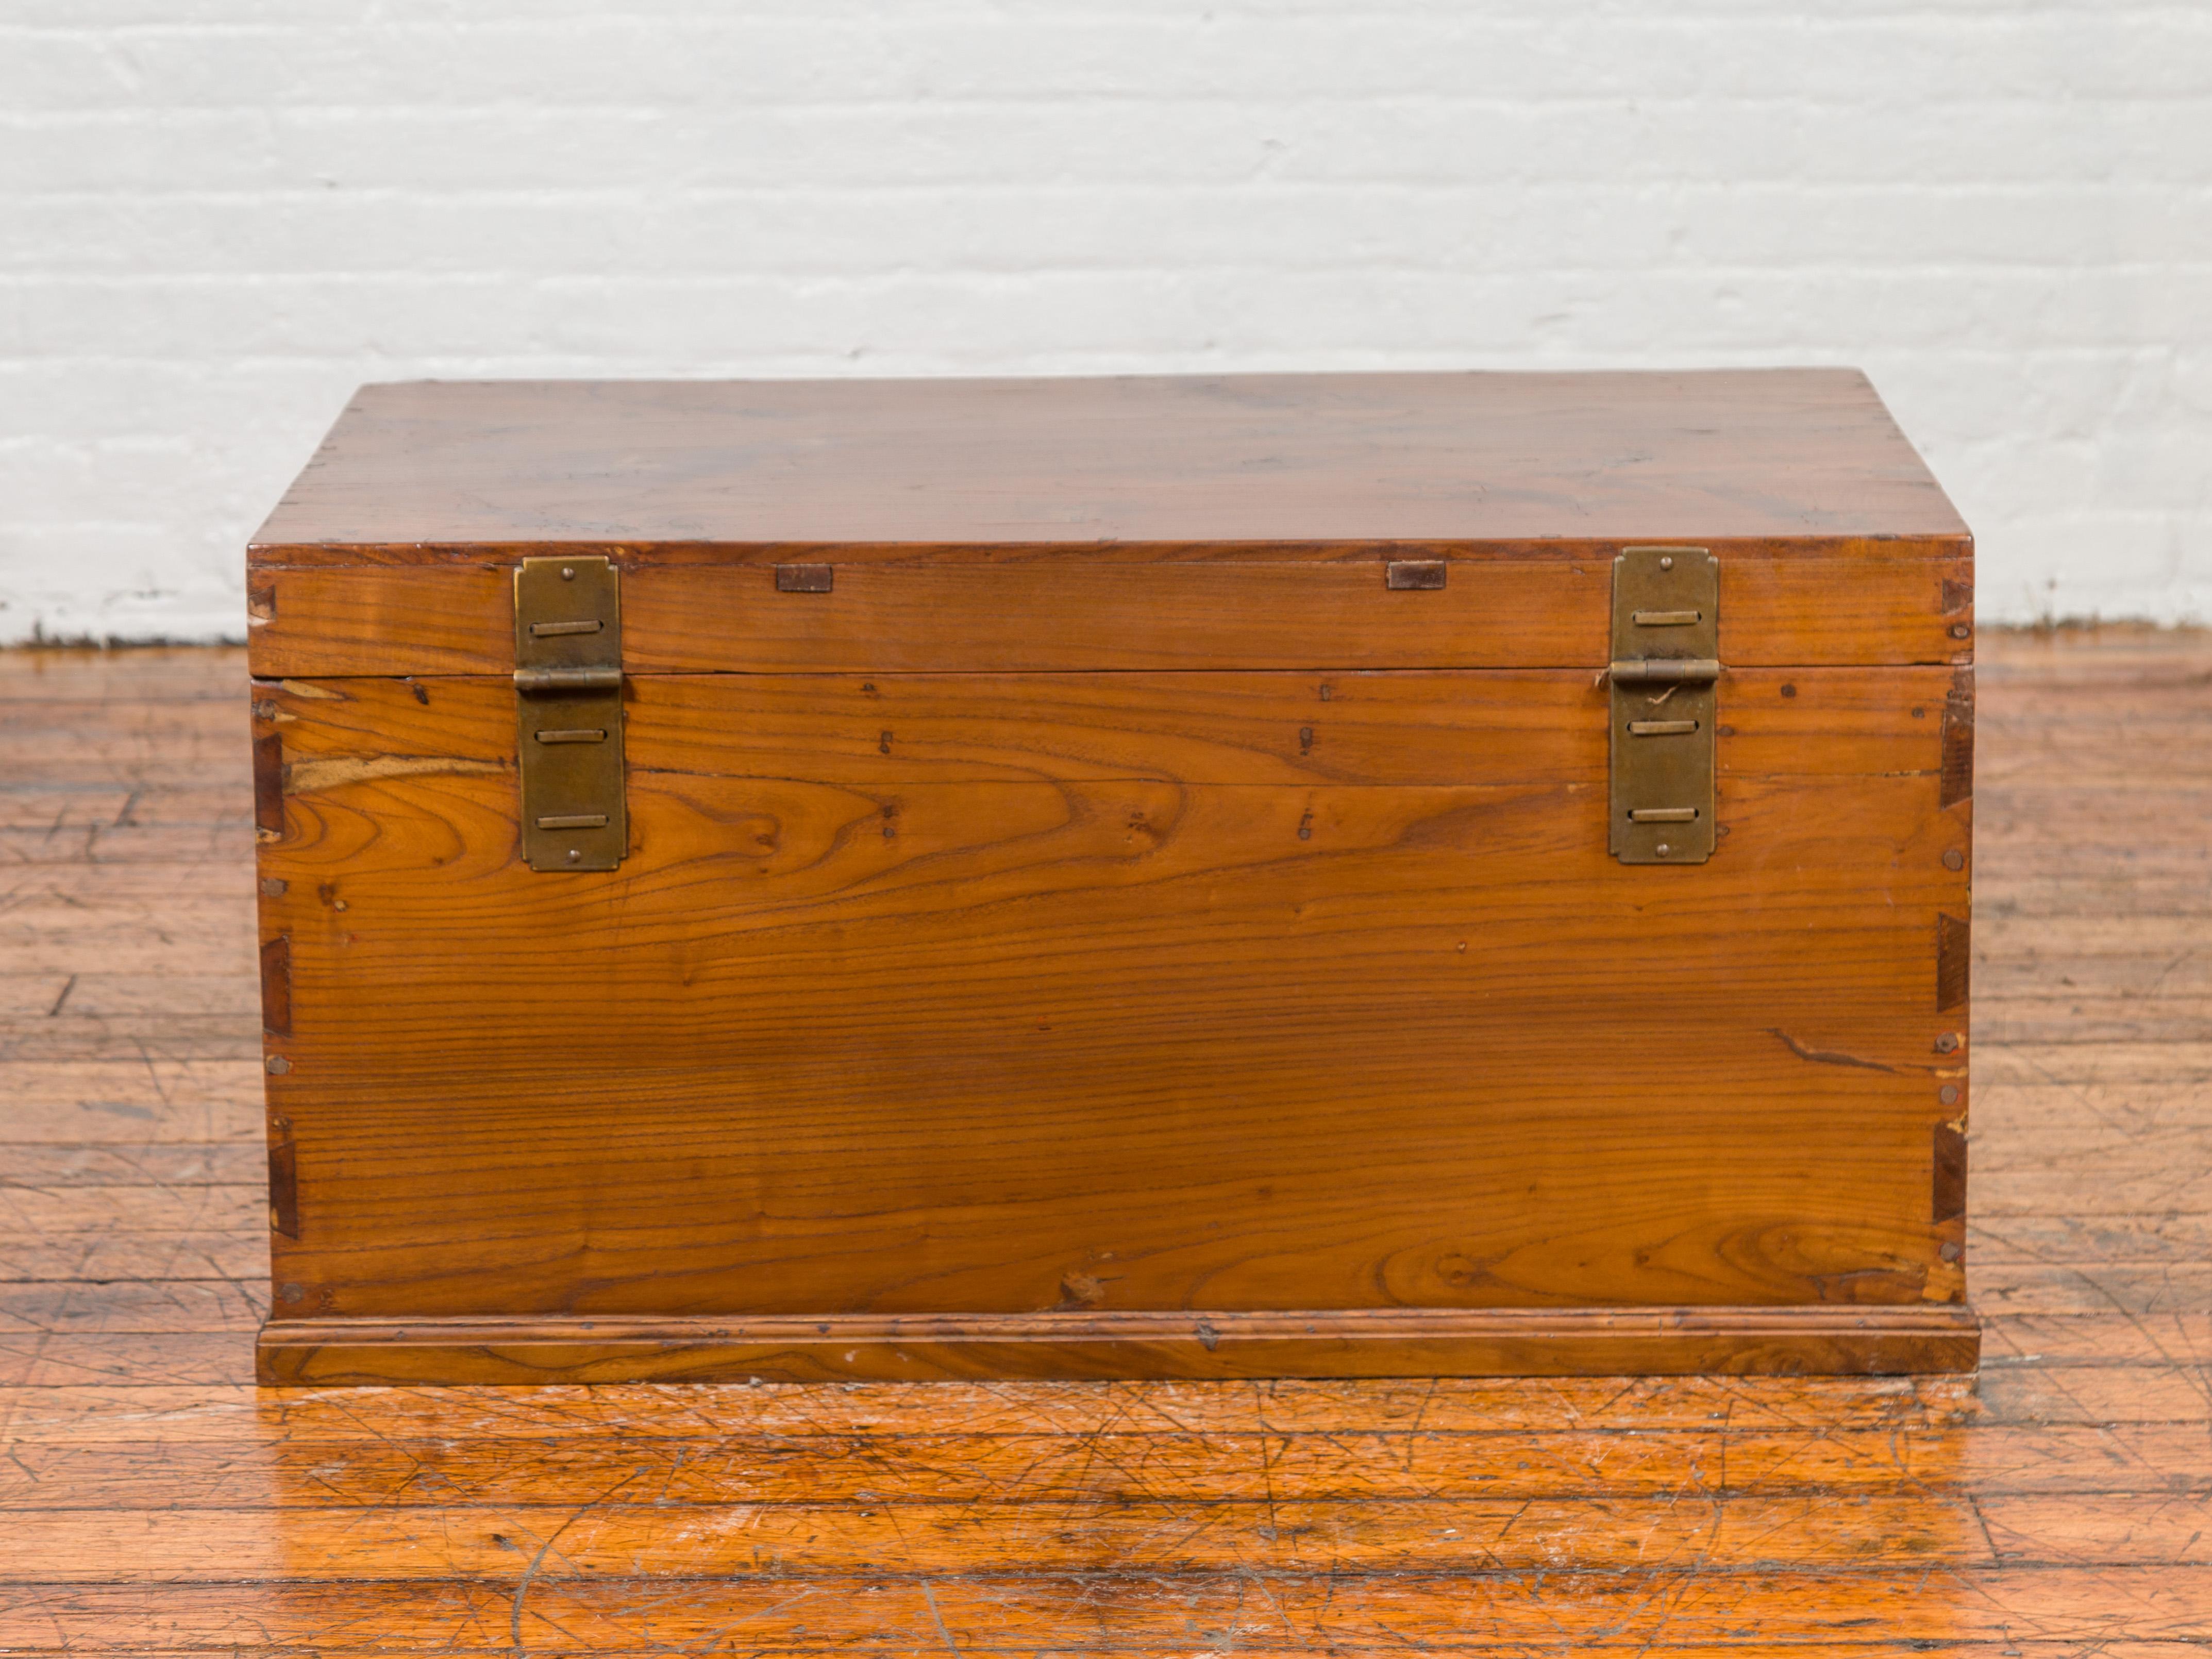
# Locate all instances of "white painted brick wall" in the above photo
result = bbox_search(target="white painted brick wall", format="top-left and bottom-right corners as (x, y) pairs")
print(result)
(3, 1), (2207, 640)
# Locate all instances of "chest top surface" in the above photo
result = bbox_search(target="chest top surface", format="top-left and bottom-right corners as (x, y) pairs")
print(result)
(253, 369), (1967, 554)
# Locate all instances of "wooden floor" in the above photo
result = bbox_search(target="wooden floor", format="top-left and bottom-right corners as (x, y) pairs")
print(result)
(2, 631), (2208, 1656)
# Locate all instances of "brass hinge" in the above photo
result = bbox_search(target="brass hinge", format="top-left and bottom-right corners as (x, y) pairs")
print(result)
(1609, 547), (1719, 865)
(514, 555), (626, 872)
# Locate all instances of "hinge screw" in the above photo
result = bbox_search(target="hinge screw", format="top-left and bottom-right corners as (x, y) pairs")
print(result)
(1658, 556), (1673, 571)
(561, 566), (576, 580)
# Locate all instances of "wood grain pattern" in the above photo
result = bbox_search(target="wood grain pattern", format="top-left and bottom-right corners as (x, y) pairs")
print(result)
(18, 1489), (2212, 1580)
(246, 549), (1974, 677)
(247, 666), (1971, 1346)
(252, 371), (1970, 551)
(9, 1576), (2212, 1652)
(25, 1417), (2212, 1501)
(266, 664), (1964, 786)
(255, 1307), (1980, 1386)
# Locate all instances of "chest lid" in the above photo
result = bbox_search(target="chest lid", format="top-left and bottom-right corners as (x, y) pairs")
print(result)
(248, 369), (1971, 678)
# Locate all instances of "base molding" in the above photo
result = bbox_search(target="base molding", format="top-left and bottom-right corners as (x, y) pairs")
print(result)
(257, 1304), (1979, 1385)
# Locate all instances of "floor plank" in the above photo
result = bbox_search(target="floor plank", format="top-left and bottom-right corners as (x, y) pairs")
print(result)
(9, 1570), (2212, 1650)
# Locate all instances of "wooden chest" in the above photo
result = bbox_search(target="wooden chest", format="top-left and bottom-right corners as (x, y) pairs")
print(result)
(247, 370), (1977, 1384)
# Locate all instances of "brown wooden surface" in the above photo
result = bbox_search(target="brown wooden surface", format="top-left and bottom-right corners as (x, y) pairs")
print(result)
(247, 548), (1975, 677)
(1, 629), (2206, 1649)
(244, 370), (1976, 1378)
(245, 371), (1976, 680)
(248, 664), (1970, 1352)
(255, 1306), (1982, 1387)
(253, 371), (1969, 551)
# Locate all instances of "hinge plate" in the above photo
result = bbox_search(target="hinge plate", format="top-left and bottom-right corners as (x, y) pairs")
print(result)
(514, 556), (626, 872)
(1609, 547), (1719, 865)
